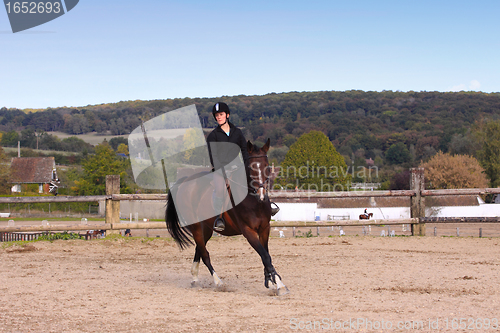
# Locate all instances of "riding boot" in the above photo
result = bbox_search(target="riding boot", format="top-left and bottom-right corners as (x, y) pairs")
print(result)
(212, 193), (225, 231)
(270, 202), (280, 216)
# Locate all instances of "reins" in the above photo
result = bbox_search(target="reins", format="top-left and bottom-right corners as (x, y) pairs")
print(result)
(224, 154), (270, 194)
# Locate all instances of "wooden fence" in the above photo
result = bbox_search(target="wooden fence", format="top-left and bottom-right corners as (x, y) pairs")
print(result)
(1, 171), (500, 238)
(0, 232), (44, 242)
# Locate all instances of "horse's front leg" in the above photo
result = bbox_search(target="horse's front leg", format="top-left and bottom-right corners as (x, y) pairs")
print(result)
(258, 223), (270, 253)
(258, 225), (289, 294)
(256, 224), (274, 286)
(241, 225), (289, 295)
(263, 267), (288, 295)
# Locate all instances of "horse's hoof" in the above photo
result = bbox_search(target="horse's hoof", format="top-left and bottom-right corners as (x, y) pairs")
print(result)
(191, 280), (199, 287)
(212, 272), (223, 286)
(215, 284), (229, 292)
(277, 286), (290, 296)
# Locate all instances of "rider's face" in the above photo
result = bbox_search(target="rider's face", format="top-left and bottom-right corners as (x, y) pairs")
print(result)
(215, 111), (228, 125)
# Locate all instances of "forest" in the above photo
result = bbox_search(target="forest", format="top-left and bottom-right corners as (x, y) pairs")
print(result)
(1, 90), (500, 191)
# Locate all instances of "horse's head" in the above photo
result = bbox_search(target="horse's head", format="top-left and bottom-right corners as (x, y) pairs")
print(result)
(247, 138), (271, 202)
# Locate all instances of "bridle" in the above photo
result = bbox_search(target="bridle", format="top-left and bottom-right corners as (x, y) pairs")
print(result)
(248, 154), (270, 194)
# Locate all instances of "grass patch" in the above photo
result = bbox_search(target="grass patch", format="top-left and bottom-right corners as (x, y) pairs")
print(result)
(2, 240), (31, 249)
(47, 131), (128, 146)
(2, 147), (80, 156)
(0, 217), (104, 222)
(295, 229), (315, 238)
(36, 232), (84, 242)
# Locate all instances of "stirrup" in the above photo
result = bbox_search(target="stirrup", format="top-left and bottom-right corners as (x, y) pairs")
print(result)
(213, 216), (225, 232)
(270, 202), (280, 216)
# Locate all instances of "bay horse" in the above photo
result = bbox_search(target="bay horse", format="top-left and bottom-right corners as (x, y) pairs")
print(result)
(165, 139), (289, 295)
(359, 212), (373, 220)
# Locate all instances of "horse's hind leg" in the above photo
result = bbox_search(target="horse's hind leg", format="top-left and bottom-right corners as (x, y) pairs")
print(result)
(192, 223), (223, 287)
(202, 252), (223, 287)
(191, 246), (221, 287)
(191, 250), (201, 286)
(202, 224), (224, 286)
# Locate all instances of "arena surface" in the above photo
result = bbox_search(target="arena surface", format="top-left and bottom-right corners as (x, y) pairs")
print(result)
(1, 235), (499, 332)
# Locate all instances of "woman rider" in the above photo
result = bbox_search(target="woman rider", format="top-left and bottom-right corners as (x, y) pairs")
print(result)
(207, 102), (279, 231)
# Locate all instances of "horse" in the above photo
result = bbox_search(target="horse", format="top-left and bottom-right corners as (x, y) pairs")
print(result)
(86, 229), (105, 240)
(165, 139), (289, 295)
(359, 212), (373, 220)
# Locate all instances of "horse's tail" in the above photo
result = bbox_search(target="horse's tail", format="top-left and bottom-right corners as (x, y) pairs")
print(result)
(166, 188), (193, 250)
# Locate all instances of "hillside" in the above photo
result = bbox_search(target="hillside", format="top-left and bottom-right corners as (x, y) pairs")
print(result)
(1, 90), (499, 178)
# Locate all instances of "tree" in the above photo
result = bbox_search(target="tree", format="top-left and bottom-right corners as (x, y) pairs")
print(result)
(71, 115), (89, 134)
(38, 132), (61, 151)
(20, 128), (37, 148)
(474, 120), (500, 187)
(385, 142), (411, 165)
(389, 170), (410, 190)
(268, 146), (289, 165)
(246, 122), (264, 140)
(60, 136), (94, 153)
(419, 152), (488, 189)
(71, 143), (132, 195)
(448, 132), (479, 156)
(109, 137), (128, 150)
(116, 143), (129, 155)
(182, 128), (205, 162)
(1, 130), (19, 147)
(282, 134), (297, 148)
(95, 120), (107, 134)
(0, 147), (10, 194)
(280, 130), (350, 191)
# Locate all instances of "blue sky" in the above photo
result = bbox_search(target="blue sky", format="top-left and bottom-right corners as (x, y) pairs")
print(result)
(1, 0), (499, 109)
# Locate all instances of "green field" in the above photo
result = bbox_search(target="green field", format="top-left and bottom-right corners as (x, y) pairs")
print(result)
(2, 147), (79, 156)
(47, 132), (128, 146)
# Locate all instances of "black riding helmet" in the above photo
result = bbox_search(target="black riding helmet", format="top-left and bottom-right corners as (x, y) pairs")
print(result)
(212, 102), (230, 119)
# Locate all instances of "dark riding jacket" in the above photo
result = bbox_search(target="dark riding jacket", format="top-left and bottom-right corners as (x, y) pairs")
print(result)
(206, 121), (249, 171)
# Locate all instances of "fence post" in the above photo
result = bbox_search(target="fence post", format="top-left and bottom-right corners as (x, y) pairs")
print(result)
(105, 175), (120, 234)
(410, 168), (425, 236)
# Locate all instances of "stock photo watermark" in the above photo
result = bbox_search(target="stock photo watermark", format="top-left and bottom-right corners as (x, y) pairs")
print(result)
(3, 0), (79, 33)
(267, 162), (380, 195)
(290, 317), (499, 330)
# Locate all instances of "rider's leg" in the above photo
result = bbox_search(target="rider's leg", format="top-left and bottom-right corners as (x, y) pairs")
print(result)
(212, 172), (225, 231)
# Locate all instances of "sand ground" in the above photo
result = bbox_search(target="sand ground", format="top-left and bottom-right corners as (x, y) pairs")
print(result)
(1, 235), (499, 333)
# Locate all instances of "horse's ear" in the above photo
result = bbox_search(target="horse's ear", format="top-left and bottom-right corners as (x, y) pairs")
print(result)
(262, 138), (270, 153)
(247, 140), (254, 153)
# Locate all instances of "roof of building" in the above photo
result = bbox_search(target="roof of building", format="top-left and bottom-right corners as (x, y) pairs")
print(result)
(10, 157), (55, 184)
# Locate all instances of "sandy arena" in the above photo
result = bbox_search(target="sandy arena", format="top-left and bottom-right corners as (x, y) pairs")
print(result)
(1, 235), (499, 332)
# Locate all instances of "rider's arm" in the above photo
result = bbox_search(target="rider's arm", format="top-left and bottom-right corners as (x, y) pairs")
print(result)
(207, 132), (223, 170)
(237, 129), (250, 167)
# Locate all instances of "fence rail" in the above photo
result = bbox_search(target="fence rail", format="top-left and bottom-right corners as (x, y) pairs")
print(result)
(2, 217), (500, 234)
(1, 173), (500, 237)
(1, 189), (499, 204)
(422, 188), (500, 196)
(0, 195), (108, 203)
